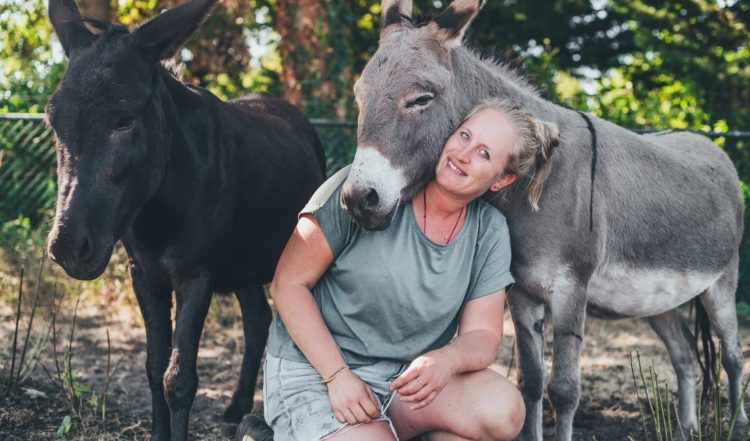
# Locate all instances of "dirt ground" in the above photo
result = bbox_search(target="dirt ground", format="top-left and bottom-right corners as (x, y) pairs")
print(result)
(1, 292), (749, 441)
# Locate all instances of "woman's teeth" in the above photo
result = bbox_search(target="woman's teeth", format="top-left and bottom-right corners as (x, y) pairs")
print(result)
(448, 159), (466, 176)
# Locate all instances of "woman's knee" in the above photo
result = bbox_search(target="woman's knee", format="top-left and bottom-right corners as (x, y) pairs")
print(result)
(478, 383), (525, 441)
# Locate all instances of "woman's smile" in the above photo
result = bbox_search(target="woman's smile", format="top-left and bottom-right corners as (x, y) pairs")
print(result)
(446, 158), (466, 176)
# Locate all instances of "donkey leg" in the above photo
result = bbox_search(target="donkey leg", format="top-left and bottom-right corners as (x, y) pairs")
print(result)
(547, 287), (586, 441)
(131, 263), (173, 441)
(166, 274), (213, 441)
(507, 289), (546, 441)
(700, 264), (748, 441)
(223, 286), (272, 424)
(647, 309), (698, 439)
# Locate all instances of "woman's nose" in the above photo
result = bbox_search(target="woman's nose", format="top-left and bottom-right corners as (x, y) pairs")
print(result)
(455, 144), (471, 163)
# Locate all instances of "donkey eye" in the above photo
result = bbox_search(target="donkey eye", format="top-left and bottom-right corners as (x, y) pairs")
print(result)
(115, 116), (136, 130)
(406, 94), (434, 109)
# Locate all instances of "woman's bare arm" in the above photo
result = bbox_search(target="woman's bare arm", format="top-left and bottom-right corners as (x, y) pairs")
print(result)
(269, 214), (342, 376)
(391, 290), (506, 409)
(269, 214), (381, 423)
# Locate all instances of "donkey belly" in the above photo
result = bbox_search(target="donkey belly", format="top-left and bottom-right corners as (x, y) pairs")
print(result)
(586, 264), (721, 317)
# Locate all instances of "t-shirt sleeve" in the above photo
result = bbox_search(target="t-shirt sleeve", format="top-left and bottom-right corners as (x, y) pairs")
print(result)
(467, 210), (514, 300)
(300, 165), (355, 257)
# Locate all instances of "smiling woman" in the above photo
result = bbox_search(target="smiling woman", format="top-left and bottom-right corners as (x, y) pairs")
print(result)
(262, 99), (559, 441)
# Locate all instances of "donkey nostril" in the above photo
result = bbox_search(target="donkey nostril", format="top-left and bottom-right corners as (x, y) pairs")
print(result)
(363, 188), (380, 208)
(78, 236), (93, 261)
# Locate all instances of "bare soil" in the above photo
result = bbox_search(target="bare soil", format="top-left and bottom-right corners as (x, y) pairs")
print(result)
(1, 292), (749, 441)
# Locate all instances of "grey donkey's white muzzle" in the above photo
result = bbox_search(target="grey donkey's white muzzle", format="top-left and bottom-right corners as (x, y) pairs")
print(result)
(341, 147), (406, 230)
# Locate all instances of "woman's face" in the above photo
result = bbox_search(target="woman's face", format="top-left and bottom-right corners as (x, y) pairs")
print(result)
(435, 107), (519, 200)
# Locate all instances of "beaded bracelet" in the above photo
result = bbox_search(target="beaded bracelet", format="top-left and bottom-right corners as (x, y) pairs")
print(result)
(321, 364), (350, 384)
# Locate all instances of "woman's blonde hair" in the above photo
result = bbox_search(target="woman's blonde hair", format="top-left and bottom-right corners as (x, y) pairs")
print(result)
(460, 98), (560, 210)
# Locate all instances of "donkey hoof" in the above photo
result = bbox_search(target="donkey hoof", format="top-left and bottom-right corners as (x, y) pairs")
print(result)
(235, 415), (274, 441)
(223, 402), (249, 424)
(221, 421), (240, 439)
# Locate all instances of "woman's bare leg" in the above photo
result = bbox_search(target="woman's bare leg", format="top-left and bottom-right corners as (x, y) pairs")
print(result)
(389, 368), (524, 441)
(322, 420), (397, 441)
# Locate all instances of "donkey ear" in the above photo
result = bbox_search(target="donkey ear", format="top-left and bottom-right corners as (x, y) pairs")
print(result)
(380, 0), (412, 41)
(429, 0), (485, 47)
(49, 0), (95, 58)
(130, 0), (217, 61)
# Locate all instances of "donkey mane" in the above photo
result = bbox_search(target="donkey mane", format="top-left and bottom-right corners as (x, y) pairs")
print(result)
(394, 12), (543, 99)
(468, 46), (543, 99)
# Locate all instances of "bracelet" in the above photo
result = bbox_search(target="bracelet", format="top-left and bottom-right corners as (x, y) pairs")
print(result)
(321, 365), (350, 384)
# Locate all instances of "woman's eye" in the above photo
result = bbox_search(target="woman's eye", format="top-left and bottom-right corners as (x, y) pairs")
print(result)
(406, 94), (434, 109)
(479, 149), (490, 160)
(460, 131), (469, 141)
(115, 116), (136, 130)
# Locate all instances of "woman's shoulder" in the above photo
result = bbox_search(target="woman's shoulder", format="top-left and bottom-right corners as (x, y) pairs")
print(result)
(301, 165), (350, 215)
(471, 197), (509, 232)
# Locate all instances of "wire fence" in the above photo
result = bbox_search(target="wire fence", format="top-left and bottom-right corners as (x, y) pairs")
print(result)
(1, 113), (749, 225)
(0, 114), (358, 225)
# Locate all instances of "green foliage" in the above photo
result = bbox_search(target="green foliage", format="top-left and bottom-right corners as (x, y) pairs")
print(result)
(631, 348), (750, 440)
(2, 0), (750, 297)
(55, 414), (71, 438)
(0, 216), (47, 264)
(0, 0), (65, 112)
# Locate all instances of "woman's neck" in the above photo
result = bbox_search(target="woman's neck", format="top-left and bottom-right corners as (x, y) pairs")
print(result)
(423, 181), (468, 220)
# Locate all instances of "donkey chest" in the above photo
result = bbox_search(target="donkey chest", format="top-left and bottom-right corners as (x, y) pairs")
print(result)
(585, 265), (720, 317)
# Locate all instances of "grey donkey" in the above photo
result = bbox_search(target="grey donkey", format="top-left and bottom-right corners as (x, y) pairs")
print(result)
(340, 0), (747, 440)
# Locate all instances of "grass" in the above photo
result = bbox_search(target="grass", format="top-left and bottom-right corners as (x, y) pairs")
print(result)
(630, 348), (750, 441)
(1, 256), (126, 438)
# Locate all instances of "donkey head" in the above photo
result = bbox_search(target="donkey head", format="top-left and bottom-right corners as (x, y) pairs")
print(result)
(341, 0), (486, 230)
(46, 0), (216, 279)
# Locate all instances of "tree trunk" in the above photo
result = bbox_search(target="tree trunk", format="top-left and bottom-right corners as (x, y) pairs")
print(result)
(274, 0), (355, 119)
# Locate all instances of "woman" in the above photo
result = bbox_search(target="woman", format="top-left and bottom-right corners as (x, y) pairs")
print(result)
(264, 98), (558, 441)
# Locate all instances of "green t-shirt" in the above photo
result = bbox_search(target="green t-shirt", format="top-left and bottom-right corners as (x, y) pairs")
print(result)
(267, 165), (514, 366)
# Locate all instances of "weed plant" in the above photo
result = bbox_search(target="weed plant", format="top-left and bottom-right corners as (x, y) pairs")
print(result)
(630, 349), (750, 441)
(1, 259), (124, 438)
(0, 215), (136, 311)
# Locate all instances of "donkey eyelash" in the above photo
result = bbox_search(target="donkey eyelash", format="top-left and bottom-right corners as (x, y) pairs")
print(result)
(405, 94), (434, 109)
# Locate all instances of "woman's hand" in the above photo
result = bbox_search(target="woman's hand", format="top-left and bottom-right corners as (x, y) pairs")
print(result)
(327, 369), (382, 425)
(390, 350), (455, 410)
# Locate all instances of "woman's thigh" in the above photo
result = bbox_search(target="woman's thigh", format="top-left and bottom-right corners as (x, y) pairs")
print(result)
(264, 353), (405, 441)
(264, 354), (342, 441)
(388, 369), (525, 441)
(322, 420), (396, 441)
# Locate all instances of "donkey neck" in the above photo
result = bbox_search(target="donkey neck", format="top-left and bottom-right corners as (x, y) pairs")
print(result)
(157, 70), (240, 171)
(150, 70), (239, 202)
(453, 48), (560, 120)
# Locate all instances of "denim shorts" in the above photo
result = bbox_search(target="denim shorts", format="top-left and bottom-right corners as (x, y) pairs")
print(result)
(263, 353), (406, 441)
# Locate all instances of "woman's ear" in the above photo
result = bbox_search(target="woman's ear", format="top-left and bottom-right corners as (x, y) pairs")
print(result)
(491, 174), (516, 192)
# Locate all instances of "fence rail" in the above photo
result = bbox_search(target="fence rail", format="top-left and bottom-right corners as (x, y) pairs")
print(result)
(1, 113), (749, 225)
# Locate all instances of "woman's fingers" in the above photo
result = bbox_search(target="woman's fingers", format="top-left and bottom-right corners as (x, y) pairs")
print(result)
(402, 381), (432, 403)
(341, 408), (358, 425)
(363, 388), (382, 418)
(391, 366), (419, 389)
(398, 377), (428, 398)
(410, 390), (439, 410)
(351, 403), (372, 423)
